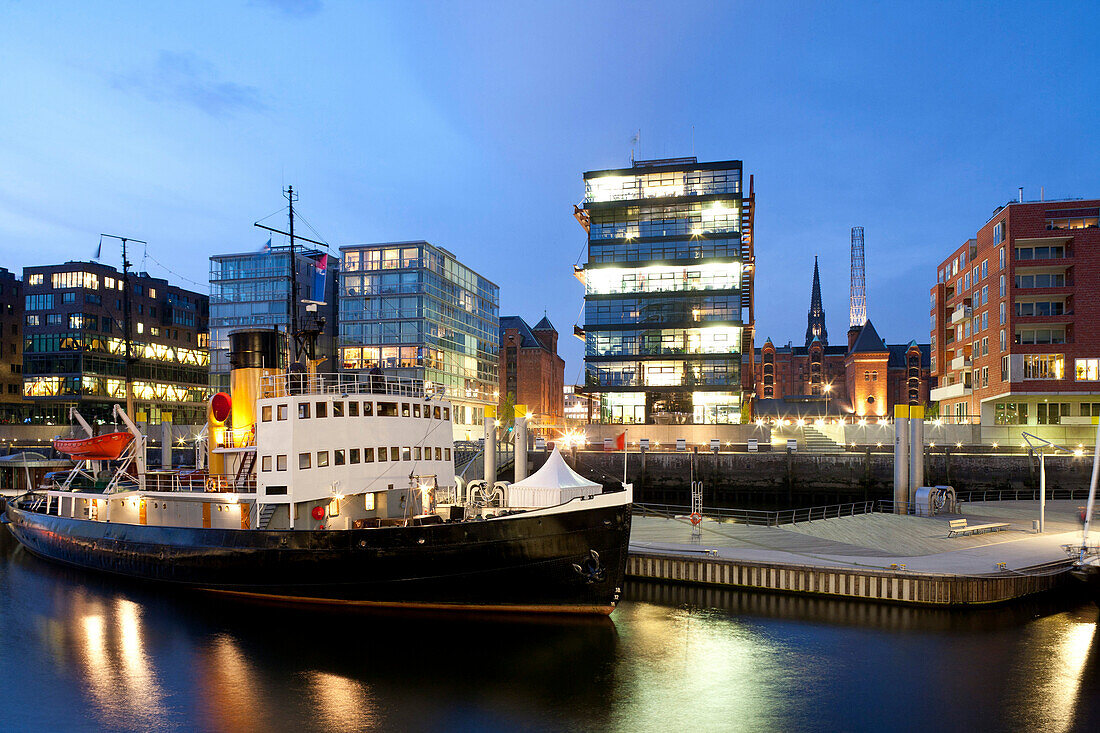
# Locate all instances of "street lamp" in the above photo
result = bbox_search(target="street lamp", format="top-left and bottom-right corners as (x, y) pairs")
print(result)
(1023, 432), (1076, 533)
(823, 383), (832, 417)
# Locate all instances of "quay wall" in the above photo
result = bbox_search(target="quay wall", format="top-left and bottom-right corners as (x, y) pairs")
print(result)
(626, 551), (1070, 606)
(530, 450), (1095, 507)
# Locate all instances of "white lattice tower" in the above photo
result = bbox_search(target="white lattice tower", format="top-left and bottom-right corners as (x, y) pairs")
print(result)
(850, 226), (866, 328)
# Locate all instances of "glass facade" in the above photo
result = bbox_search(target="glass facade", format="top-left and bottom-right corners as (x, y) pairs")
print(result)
(338, 241), (499, 439)
(581, 158), (749, 424)
(208, 247), (339, 388)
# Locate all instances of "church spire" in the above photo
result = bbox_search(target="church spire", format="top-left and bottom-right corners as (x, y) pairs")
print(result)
(805, 256), (828, 347)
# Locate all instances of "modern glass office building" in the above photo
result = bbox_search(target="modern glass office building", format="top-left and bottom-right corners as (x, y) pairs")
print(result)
(578, 157), (754, 424)
(338, 241), (499, 440)
(208, 246), (339, 388)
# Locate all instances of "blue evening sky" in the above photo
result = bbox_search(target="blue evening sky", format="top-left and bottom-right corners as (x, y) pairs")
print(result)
(2, 1), (1098, 379)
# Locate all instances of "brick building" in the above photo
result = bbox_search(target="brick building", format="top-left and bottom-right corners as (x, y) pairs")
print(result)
(498, 315), (565, 422)
(0, 267), (25, 422)
(930, 197), (1100, 427)
(754, 261), (931, 420)
(22, 261), (209, 425)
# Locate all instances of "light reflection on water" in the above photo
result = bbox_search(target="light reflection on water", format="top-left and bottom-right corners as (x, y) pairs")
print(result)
(1, 530), (1098, 732)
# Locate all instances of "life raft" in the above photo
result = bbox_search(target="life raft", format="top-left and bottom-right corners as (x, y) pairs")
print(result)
(53, 432), (134, 460)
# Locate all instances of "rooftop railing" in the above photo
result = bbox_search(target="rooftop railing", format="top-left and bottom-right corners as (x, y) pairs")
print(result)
(260, 372), (431, 399)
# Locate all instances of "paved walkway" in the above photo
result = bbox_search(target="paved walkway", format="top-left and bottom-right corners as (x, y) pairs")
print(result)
(630, 500), (1087, 576)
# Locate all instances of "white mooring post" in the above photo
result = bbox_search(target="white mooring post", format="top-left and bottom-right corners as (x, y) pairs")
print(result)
(893, 405), (910, 513)
(514, 405), (528, 483)
(484, 406), (497, 482)
(908, 405), (925, 498)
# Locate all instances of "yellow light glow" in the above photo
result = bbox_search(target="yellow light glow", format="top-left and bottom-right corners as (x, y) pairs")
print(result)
(956, 442), (962, 448)
(992, 442), (998, 448)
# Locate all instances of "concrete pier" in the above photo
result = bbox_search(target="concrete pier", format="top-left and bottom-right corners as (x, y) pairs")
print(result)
(627, 500), (1081, 606)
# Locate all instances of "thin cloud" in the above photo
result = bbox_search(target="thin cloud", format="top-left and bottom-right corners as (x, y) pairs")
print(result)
(112, 51), (267, 117)
(252, 0), (322, 17)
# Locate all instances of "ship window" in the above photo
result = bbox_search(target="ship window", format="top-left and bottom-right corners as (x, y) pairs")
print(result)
(390, 447), (400, 461)
(443, 407), (450, 421)
(299, 403), (310, 419)
(435, 447), (442, 461)
(329, 498), (340, 517)
(413, 404), (421, 417)
(277, 455), (287, 471)
(261, 406), (272, 422)
(316, 402), (328, 418)
(378, 402), (398, 416)
(266, 485), (287, 495)
(350, 448), (360, 464)
(277, 404), (288, 421)
(414, 447), (422, 460)
(261, 455), (272, 471)
(299, 452), (311, 469)
(334, 449), (345, 466)
(364, 448), (375, 462)
(401, 447), (412, 461)
(433, 406), (441, 419)
(348, 401), (359, 417)
(364, 493), (375, 511)
(363, 401), (374, 416)
(402, 403), (411, 417)
(444, 448), (451, 461)
(317, 451), (329, 467)
(333, 401), (344, 417)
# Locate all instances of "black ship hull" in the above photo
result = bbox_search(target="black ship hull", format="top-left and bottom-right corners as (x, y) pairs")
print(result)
(1071, 560), (1100, 605)
(1, 494), (631, 615)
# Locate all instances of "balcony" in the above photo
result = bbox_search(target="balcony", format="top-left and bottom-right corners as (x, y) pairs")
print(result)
(950, 354), (972, 371)
(930, 382), (972, 401)
(950, 307), (972, 324)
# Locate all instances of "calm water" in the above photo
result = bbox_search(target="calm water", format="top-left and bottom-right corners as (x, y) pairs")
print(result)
(1, 528), (1098, 733)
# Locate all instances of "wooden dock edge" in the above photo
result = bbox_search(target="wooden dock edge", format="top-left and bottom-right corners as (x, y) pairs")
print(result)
(626, 551), (1072, 606)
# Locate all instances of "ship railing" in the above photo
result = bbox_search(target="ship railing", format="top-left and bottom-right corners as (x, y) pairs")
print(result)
(260, 372), (431, 399)
(141, 471), (257, 494)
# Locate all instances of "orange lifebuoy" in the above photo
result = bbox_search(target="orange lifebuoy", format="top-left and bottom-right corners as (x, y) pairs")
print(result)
(689, 512), (702, 526)
(311, 506), (325, 521)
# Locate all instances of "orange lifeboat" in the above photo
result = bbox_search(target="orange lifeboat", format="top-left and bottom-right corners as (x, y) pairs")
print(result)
(53, 432), (134, 460)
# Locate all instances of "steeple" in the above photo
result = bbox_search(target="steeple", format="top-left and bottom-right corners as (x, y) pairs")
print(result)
(805, 256), (828, 347)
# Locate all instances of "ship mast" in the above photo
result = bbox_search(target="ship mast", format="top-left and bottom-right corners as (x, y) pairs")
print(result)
(100, 233), (146, 420)
(287, 185), (299, 362)
(254, 187), (329, 369)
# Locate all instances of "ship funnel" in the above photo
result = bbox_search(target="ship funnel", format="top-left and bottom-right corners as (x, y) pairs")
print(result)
(228, 330), (288, 449)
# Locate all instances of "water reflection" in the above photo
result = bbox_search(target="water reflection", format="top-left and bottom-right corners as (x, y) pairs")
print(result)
(2, 530), (1098, 732)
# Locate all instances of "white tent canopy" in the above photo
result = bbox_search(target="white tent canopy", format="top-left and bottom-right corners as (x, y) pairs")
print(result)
(507, 447), (602, 508)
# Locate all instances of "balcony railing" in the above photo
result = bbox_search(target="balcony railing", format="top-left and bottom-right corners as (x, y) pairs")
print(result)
(929, 382), (972, 401)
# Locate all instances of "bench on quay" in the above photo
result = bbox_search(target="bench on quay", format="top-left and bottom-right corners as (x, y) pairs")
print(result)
(947, 518), (1010, 538)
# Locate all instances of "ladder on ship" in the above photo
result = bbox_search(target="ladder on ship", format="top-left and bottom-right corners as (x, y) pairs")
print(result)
(256, 503), (277, 530)
(233, 451), (256, 491)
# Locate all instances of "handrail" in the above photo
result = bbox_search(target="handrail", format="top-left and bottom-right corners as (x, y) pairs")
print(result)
(259, 372), (435, 399)
(633, 500), (881, 527)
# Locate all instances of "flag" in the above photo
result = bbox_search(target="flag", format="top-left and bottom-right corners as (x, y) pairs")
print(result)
(94, 236), (102, 260)
(257, 237), (272, 255)
(310, 253), (328, 302)
(615, 431), (626, 451)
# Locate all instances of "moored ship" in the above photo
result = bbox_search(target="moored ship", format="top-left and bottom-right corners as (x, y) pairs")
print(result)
(1, 329), (631, 613)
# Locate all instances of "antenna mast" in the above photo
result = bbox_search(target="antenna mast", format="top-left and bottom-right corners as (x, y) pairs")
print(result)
(849, 226), (866, 328)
